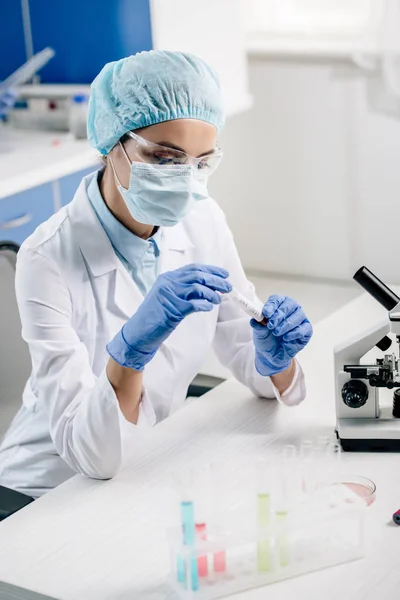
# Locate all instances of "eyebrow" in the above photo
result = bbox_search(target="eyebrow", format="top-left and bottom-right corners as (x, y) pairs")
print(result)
(156, 141), (216, 158)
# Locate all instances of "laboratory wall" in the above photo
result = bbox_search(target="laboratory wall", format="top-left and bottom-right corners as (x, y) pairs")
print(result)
(209, 57), (354, 281)
(209, 1), (400, 285)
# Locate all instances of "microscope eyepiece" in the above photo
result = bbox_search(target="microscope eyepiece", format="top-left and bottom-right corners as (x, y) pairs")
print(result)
(353, 266), (400, 311)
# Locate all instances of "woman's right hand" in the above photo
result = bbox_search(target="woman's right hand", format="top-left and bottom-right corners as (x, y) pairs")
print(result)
(106, 263), (231, 370)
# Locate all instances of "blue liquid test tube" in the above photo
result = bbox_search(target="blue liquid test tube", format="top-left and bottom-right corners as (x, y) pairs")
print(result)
(181, 500), (199, 591)
(177, 556), (186, 584)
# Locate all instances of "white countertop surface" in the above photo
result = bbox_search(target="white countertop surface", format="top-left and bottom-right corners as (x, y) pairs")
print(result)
(0, 291), (399, 600)
(0, 126), (99, 200)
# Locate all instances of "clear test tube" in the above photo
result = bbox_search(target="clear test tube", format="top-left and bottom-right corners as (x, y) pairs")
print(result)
(281, 445), (302, 499)
(194, 466), (212, 580)
(281, 444), (297, 462)
(316, 435), (331, 448)
(227, 287), (268, 325)
(300, 440), (316, 494)
(300, 440), (314, 460)
(325, 442), (342, 480)
(209, 462), (233, 531)
(209, 462), (232, 576)
(311, 442), (326, 489)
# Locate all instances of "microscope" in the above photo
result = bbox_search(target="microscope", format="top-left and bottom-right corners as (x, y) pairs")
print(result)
(335, 266), (400, 451)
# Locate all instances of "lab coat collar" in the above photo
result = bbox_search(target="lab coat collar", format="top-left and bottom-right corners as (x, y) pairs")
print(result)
(68, 176), (117, 277)
(68, 172), (194, 278)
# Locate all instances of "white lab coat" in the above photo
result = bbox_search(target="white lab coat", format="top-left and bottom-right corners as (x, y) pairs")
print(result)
(0, 173), (306, 497)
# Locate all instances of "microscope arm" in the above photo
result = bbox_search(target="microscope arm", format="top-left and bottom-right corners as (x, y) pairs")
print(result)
(334, 320), (389, 374)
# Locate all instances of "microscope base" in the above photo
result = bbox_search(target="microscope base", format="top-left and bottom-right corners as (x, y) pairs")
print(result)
(337, 418), (400, 452)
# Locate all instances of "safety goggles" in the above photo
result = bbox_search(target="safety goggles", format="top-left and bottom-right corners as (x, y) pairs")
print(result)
(125, 131), (223, 176)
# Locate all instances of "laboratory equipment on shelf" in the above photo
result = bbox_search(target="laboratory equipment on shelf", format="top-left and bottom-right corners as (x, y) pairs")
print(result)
(5, 48), (87, 134)
(167, 442), (367, 599)
(0, 47), (54, 94)
(68, 95), (89, 139)
(8, 85), (90, 132)
(0, 47), (54, 123)
(335, 266), (400, 451)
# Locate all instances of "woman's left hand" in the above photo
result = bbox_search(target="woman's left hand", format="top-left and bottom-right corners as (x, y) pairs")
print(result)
(251, 295), (313, 377)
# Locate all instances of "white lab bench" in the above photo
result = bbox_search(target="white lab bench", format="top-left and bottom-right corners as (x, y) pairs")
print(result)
(0, 291), (399, 600)
(0, 127), (100, 245)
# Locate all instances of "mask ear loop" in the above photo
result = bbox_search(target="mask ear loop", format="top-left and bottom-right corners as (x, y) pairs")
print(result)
(108, 141), (132, 189)
(108, 153), (123, 188)
(119, 141), (132, 166)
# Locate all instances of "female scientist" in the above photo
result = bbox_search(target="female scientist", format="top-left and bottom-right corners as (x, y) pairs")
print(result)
(0, 51), (312, 498)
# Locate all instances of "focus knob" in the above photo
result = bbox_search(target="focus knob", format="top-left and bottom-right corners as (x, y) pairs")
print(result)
(341, 380), (369, 409)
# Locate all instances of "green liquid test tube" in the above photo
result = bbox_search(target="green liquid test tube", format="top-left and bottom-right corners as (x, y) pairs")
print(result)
(275, 510), (289, 567)
(257, 493), (271, 572)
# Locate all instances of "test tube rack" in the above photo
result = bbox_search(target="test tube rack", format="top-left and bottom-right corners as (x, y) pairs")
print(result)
(167, 443), (366, 599)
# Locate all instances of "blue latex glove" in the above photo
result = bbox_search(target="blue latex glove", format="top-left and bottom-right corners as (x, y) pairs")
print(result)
(0, 89), (16, 118)
(251, 295), (313, 377)
(107, 263), (232, 370)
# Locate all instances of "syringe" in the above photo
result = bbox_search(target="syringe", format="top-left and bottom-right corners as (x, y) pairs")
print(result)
(228, 287), (268, 325)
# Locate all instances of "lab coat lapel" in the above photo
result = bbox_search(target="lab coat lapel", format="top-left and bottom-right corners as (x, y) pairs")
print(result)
(158, 222), (194, 274)
(113, 263), (144, 321)
(68, 175), (144, 323)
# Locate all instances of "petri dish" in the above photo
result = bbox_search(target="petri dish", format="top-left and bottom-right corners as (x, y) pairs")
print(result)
(335, 475), (376, 507)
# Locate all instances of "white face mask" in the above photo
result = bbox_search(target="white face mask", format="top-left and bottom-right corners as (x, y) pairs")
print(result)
(109, 143), (209, 227)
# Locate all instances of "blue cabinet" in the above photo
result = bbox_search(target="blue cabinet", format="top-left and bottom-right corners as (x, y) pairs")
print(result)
(28, 0), (152, 84)
(0, 166), (99, 246)
(1, 1), (152, 85)
(0, 183), (54, 246)
(59, 167), (98, 207)
(0, 1), (27, 81)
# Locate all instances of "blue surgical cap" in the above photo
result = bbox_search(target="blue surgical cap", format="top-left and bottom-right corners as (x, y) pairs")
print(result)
(87, 50), (225, 155)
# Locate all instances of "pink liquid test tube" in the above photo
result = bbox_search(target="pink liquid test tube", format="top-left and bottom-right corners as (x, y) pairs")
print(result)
(195, 523), (208, 577)
(213, 551), (226, 573)
(208, 462), (228, 574)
